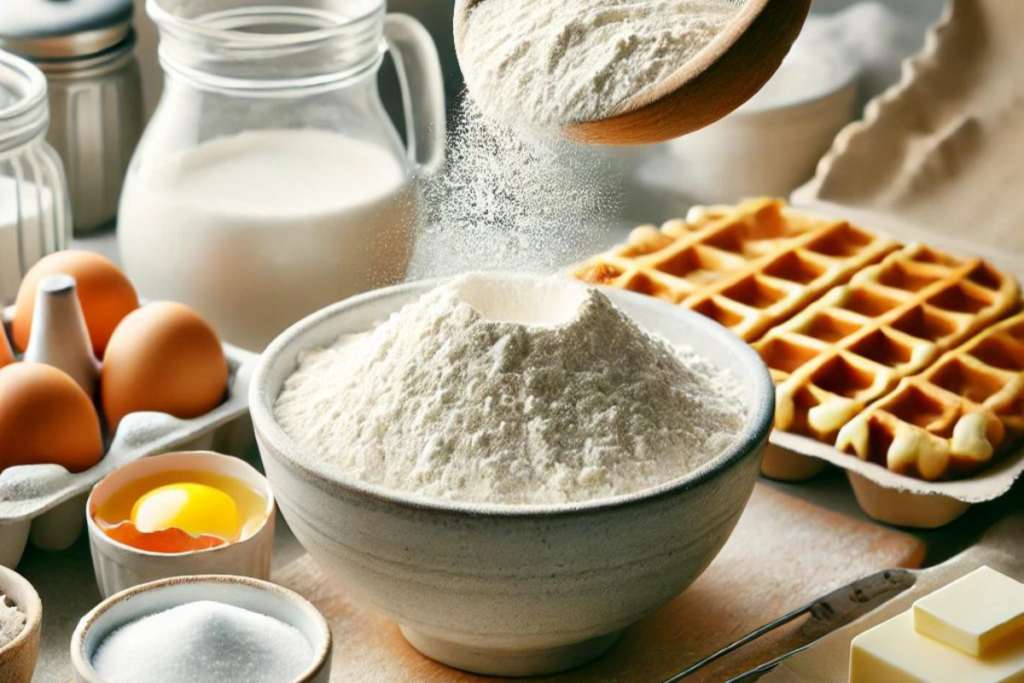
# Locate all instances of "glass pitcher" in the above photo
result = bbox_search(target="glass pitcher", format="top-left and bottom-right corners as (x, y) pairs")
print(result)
(118, 0), (445, 350)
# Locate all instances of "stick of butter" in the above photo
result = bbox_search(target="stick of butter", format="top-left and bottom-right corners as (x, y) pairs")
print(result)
(914, 566), (1024, 657)
(850, 566), (1024, 683)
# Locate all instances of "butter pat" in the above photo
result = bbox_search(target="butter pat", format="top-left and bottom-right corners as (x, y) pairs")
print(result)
(850, 610), (1024, 683)
(914, 567), (1024, 656)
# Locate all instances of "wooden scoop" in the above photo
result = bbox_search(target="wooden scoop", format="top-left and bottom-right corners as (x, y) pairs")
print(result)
(454, 0), (812, 145)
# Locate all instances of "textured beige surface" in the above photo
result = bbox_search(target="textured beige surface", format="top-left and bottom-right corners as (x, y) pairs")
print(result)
(797, 0), (1024, 257)
(276, 484), (925, 683)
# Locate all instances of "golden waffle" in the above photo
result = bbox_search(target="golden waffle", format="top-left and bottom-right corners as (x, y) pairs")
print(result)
(573, 198), (899, 341)
(836, 312), (1024, 481)
(754, 244), (1020, 443)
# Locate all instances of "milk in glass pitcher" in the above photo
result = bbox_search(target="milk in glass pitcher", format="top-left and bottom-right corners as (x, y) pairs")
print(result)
(119, 0), (445, 350)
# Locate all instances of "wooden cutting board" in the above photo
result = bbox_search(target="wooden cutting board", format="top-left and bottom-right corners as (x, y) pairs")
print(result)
(275, 483), (925, 683)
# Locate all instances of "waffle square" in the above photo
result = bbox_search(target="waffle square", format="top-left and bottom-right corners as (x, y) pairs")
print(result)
(573, 198), (899, 341)
(836, 312), (1024, 481)
(755, 244), (1020, 443)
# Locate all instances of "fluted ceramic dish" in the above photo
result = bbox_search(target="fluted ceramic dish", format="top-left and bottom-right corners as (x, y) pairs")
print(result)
(70, 575), (332, 683)
(250, 278), (775, 676)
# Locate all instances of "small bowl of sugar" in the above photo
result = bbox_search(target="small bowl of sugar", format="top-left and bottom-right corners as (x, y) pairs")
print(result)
(0, 565), (41, 683)
(70, 575), (331, 683)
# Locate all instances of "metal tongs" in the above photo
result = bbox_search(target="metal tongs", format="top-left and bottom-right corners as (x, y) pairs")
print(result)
(660, 568), (917, 683)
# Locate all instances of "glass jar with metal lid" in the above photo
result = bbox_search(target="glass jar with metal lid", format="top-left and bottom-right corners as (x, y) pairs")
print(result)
(0, 0), (144, 235)
(0, 50), (72, 306)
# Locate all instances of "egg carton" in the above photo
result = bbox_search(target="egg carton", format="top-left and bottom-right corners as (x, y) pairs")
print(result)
(0, 307), (258, 568)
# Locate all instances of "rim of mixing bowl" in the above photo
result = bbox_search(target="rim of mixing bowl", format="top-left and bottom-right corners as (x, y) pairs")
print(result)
(251, 277), (776, 519)
(0, 50), (48, 151)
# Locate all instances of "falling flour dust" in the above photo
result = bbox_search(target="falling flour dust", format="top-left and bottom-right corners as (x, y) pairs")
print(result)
(413, 98), (623, 278)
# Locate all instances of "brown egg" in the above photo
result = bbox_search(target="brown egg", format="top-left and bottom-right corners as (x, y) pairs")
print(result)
(0, 331), (13, 369)
(14, 250), (139, 358)
(101, 302), (229, 432)
(0, 363), (104, 473)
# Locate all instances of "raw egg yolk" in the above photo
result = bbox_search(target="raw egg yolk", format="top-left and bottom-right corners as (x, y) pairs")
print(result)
(130, 483), (241, 542)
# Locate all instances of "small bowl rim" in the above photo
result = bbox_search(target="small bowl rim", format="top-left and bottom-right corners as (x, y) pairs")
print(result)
(70, 574), (331, 683)
(85, 450), (276, 558)
(0, 565), (42, 659)
(251, 276), (775, 518)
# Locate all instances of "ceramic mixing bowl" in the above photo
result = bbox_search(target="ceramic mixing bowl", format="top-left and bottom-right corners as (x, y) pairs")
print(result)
(250, 279), (774, 676)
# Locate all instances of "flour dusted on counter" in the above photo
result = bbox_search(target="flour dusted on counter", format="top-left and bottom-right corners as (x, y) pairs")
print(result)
(0, 594), (25, 648)
(274, 273), (746, 505)
(460, 0), (745, 128)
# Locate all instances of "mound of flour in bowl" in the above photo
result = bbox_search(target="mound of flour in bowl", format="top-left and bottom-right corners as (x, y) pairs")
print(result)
(273, 274), (746, 505)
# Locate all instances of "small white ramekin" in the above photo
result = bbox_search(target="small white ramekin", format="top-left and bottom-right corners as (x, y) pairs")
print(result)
(642, 40), (858, 203)
(0, 565), (42, 683)
(86, 451), (275, 598)
(70, 575), (332, 683)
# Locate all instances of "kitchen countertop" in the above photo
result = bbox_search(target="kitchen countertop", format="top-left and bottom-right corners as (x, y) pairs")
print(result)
(23, 223), (1015, 680)
(23, 437), (1017, 682)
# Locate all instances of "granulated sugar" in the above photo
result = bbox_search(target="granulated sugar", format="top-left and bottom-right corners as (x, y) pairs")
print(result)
(460, 0), (745, 128)
(0, 594), (25, 649)
(413, 99), (621, 277)
(91, 601), (313, 683)
(274, 273), (746, 505)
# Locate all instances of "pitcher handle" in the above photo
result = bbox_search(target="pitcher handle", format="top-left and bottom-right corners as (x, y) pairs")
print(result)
(384, 13), (447, 177)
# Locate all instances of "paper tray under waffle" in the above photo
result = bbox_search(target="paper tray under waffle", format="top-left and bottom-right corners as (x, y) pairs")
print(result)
(763, 428), (1024, 528)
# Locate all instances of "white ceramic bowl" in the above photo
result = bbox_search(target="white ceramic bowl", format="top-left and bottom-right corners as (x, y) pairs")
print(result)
(250, 279), (774, 676)
(0, 566), (42, 683)
(87, 451), (276, 598)
(71, 575), (331, 683)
